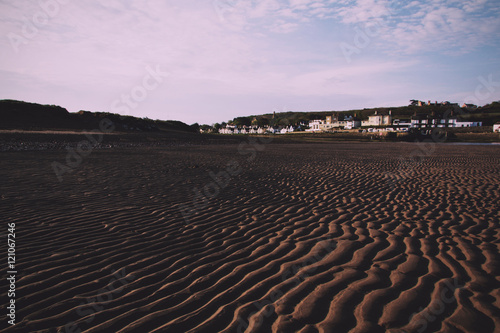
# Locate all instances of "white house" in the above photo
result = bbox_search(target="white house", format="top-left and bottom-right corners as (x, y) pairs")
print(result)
(307, 120), (324, 132)
(219, 125), (272, 134)
(308, 117), (361, 131)
(455, 121), (482, 127)
(280, 125), (294, 134)
(361, 111), (392, 127)
(493, 123), (500, 132)
(219, 125), (236, 134)
(344, 120), (361, 129)
(411, 115), (483, 128)
(438, 118), (457, 127)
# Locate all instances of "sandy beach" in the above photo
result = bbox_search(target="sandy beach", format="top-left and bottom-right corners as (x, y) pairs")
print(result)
(1, 142), (499, 332)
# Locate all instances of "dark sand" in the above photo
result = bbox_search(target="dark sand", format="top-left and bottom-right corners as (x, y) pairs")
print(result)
(1, 142), (499, 332)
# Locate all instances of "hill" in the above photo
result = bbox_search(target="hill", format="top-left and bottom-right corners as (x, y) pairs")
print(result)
(0, 99), (198, 133)
(220, 101), (500, 128)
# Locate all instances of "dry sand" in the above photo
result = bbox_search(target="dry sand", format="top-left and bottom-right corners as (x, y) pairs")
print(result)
(1, 142), (499, 332)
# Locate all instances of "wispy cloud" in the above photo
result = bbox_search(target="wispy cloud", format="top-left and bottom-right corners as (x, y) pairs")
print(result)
(0, 0), (499, 124)
(333, 0), (500, 53)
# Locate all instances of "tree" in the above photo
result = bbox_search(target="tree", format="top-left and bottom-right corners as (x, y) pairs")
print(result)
(190, 123), (200, 133)
(233, 116), (252, 127)
(200, 124), (213, 132)
(277, 117), (290, 126)
(257, 117), (269, 127)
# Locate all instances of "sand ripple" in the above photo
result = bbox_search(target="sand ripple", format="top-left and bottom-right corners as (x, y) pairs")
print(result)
(1, 143), (499, 332)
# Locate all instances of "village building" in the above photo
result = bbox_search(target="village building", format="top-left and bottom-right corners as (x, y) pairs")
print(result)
(280, 126), (295, 134)
(307, 119), (325, 132)
(361, 111), (392, 127)
(455, 121), (482, 127)
(462, 103), (478, 110)
(307, 114), (361, 131)
(220, 102), (488, 134)
(410, 112), (482, 128)
(392, 119), (411, 131)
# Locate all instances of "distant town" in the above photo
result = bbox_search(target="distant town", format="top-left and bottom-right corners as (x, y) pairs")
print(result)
(0, 99), (498, 138)
(210, 100), (500, 135)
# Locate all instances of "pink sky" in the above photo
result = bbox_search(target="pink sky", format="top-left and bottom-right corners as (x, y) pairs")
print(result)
(1, 0), (500, 124)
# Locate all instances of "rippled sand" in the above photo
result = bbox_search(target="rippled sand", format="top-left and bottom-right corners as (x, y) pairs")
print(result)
(1, 142), (499, 332)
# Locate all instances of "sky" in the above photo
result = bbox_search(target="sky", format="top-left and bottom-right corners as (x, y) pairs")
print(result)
(1, 0), (500, 125)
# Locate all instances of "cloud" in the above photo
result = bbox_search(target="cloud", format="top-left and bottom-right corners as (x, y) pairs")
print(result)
(333, 0), (500, 54)
(0, 0), (499, 124)
(212, 0), (338, 33)
(285, 59), (418, 96)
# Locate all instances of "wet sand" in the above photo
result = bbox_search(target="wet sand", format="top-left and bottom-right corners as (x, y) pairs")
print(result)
(1, 142), (499, 332)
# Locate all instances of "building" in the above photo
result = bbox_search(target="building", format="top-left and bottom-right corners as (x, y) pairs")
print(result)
(410, 113), (482, 128)
(280, 126), (294, 134)
(412, 116), (458, 128)
(325, 115), (337, 125)
(361, 111), (392, 127)
(308, 114), (361, 131)
(462, 103), (478, 110)
(343, 120), (361, 129)
(494, 123), (500, 133)
(267, 127), (278, 134)
(455, 121), (482, 127)
(410, 115), (429, 128)
(219, 125), (237, 134)
(392, 119), (411, 131)
(307, 119), (324, 132)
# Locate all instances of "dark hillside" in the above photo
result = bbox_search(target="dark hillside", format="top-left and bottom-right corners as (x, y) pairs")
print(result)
(224, 102), (500, 127)
(0, 100), (197, 133)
